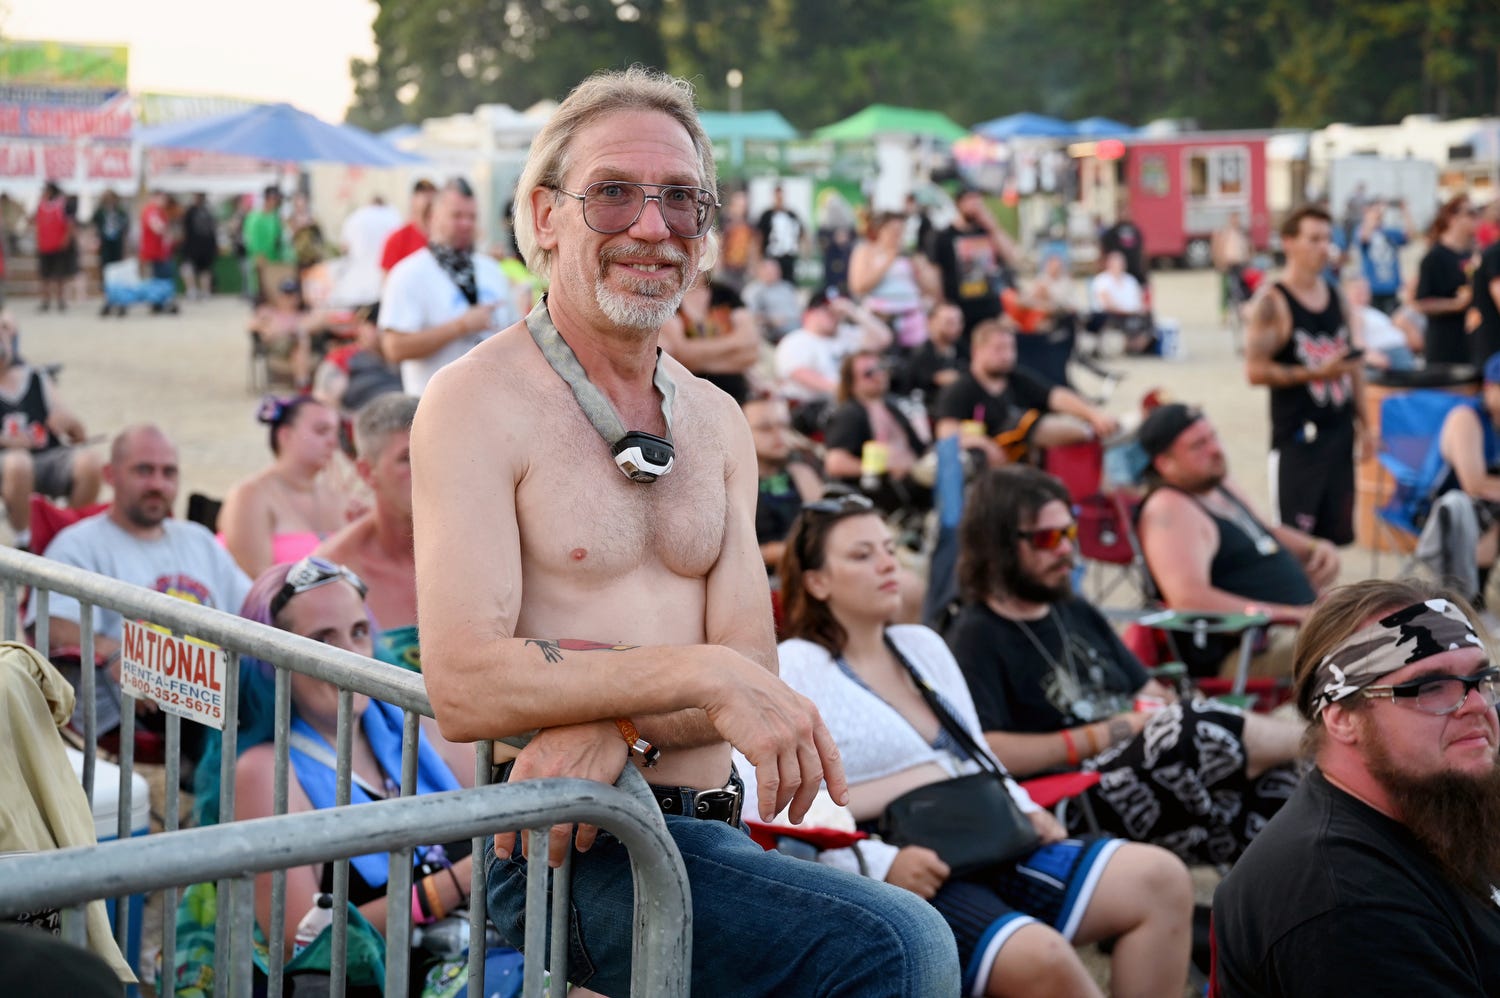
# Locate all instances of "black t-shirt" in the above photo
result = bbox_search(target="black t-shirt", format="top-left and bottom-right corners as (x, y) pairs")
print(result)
(933, 369), (1054, 437)
(932, 224), (1007, 330)
(896, 341), (964, 403)
(1417, 243), (1472, 365)
(756, 467), (808, 547)
(947, 600), (1149, 733)
(1471, 242), (1500, 365)
(1212, 768), (1500, 997)
(823, 397), (925, 462)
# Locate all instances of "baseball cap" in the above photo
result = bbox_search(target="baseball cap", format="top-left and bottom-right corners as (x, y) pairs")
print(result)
(806, 286), (841, 310)
(1484, 353), (1500, 385)
(1138, 402), (1204, 459)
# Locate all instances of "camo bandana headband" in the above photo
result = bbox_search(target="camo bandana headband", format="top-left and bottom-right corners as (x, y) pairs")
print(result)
(1310, 599), (1484, 716)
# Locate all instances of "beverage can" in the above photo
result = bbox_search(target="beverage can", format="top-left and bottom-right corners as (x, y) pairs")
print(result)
(860, 440), (889, 477)
(959, 419), (986, 440)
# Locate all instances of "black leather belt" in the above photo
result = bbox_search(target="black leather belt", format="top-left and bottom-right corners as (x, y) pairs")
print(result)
(650, 770), (744, 826)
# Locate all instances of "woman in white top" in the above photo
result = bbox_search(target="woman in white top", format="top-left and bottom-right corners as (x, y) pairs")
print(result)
(776, 494), (1192, 997)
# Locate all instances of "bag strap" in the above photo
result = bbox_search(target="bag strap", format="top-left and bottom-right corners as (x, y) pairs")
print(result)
(288, 730), (389, 800)
(881, 631), (1005, 780)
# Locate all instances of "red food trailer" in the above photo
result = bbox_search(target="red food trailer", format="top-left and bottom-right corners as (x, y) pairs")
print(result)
(1075, 131), (1273, 269)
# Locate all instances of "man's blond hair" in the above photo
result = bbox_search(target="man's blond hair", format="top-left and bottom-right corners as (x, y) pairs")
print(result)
(512, 66), (718, 278)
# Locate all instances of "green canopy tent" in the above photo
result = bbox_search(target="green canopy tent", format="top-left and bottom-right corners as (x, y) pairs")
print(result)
(698, 110), (799, 142)
(813, 104), (969, 143)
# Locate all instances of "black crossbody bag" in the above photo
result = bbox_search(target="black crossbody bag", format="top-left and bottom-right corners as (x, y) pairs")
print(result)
(876, 634), (1040, 877)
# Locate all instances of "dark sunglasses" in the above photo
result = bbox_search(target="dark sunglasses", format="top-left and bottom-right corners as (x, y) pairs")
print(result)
(803, 493), (876, 517)
(1360, 666), (1500, 716)
(1022, 522), (1078, 551)
(270, 556), (369, 621)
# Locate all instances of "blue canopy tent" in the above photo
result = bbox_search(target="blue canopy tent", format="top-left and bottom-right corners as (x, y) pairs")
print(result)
(135, 103), (424, 167)
(973, 112), (1077, 141)
(1071, 117), (1137, 138)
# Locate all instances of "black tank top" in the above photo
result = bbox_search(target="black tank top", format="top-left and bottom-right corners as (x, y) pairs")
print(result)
(1186, 486), (1317, 606)
(0, 368), (60, 452)
(1269, 281), (1353, 448)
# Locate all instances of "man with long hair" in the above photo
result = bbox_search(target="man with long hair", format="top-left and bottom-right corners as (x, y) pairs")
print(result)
(1212, 579), (1500, 995)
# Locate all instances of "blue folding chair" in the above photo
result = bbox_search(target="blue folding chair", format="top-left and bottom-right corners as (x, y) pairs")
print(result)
(1371, 389), (1472, 577)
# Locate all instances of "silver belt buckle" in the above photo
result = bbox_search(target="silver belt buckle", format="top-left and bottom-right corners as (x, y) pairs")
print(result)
(694, 782), (742, 823)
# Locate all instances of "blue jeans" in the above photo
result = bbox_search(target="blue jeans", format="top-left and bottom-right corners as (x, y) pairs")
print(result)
(486, 816), (959, 997)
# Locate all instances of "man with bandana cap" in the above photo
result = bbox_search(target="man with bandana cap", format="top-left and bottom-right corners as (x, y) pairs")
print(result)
(1136, 402), (1337, 677)
(380, 178), (519, 395)
(1211, 579), (1500, 997)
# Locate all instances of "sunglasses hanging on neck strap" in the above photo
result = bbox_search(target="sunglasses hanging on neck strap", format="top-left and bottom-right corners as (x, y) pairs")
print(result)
(526, 296), (677, 483)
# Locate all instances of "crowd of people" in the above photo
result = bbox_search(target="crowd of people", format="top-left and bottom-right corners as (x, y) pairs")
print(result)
(5, 67), (1500, 998)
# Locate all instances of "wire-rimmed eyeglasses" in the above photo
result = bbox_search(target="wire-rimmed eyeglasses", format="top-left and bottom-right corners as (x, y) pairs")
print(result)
(553, 181), (719, 239)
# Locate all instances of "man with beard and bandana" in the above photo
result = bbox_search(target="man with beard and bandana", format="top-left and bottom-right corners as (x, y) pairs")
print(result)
(1137, 402), (1338, 677)
(1212, 580), (1500, 996)
(380, 178), (519, 395)
(947, 465), (1304, 866)
(411, 67), (959, 995)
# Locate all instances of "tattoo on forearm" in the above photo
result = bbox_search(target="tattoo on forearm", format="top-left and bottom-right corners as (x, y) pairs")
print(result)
(525, 638), (641, 664)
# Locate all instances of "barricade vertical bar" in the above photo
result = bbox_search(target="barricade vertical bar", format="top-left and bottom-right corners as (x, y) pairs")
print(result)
(79, 601), (95, 803)
(330, 688), (354, 998)
(161, 709), (181, 993)
(215, 650), (241, 994)
(523, 829), (549, 996)
(3, 578), (16, 640)
(268, 664), (292, 997)
(383, 708), (420, 998)
(228, 875), (256, 998)
(114, 689), (135, 962)
(470, 741), (493, 998)
(61, 903), (87, 947)
(33, 588), (48, 657)
(548, 850), (573, 997)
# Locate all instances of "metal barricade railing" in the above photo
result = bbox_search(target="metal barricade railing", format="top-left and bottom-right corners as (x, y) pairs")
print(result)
(0, 545), (691, 996)
(0, 781), (690, 996)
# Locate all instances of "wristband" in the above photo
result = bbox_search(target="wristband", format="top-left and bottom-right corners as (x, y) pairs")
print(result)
(614, 718), (660, 768)
(445, 864), (467, 905)
(1082, 723), (1101, 757)
(1060, 727), (1080, 767)
(422, 875), (446, 921)
(413, 884), (434, 926)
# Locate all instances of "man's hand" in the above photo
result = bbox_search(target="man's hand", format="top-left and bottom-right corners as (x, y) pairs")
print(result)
(1302, 538), (1341, 591)
(884, 845), (950, 899)
(701, 652), (849, 825)
(1086, 410), (1121, 441)
(493, 720), (629, 868)
(460, 303), (494, 337)
(1027, 808), (1068, 844)
(1306, 352), (1361, 382)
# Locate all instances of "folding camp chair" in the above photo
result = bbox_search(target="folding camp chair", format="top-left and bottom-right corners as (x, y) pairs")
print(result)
(1370, 389), (1472, 578)
(1044, 440), (1151, 607)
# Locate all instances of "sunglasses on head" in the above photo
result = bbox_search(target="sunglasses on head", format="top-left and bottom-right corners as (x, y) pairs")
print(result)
(270, 556), (368, 621)
(1022, 522), (1078, 551)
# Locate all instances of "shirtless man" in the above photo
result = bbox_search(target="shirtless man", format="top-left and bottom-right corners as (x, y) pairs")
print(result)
(1245, 205), (1366, 545)
(316, 392), (419, 671)
(412, 68), (957, 995)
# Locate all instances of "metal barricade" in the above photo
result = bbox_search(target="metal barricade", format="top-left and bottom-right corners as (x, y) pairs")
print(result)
(0, 546), (691, 996)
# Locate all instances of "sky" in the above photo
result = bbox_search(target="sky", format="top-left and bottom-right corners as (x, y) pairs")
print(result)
(2, 0), (379, 123)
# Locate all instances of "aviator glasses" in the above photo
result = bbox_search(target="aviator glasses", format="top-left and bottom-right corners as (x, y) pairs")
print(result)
(554, 181), (719, 239)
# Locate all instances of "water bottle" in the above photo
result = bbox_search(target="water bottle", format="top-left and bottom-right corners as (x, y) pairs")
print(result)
(293, 892), (334, 956)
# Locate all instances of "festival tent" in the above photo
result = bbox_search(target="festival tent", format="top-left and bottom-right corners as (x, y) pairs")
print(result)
(972, 112), (1077, 140)
(814, 104), (969, 143)
(135, 102), (423, 167)
(699, 110), (799, 143)
(1071, 117), (1137, 137)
